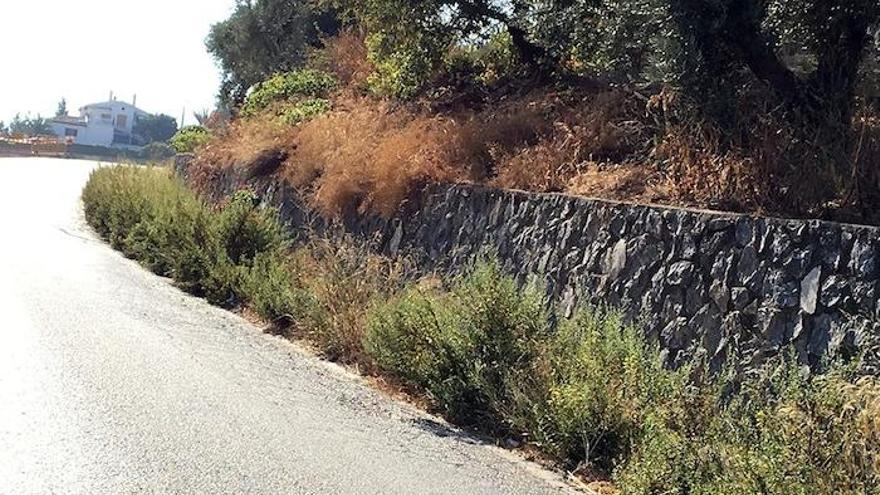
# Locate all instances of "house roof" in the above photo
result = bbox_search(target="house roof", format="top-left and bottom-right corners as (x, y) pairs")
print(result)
(81, 101), (150, 116)
(50, 115), (87, 127)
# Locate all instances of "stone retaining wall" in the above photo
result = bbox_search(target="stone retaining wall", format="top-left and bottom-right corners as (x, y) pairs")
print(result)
(176, 155), (880, 369)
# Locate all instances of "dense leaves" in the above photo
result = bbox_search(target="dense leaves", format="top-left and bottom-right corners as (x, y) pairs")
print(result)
(7, 113), (51, 136)
(133, 114), (179, 144)
(240, 69), (337, 117)
(169, 125), (211, 153)
(206, 0), (341, 105)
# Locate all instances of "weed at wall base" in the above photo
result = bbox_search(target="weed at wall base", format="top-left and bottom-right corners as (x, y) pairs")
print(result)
(83, 165), (880, 494)
(82, 165), (288, 308)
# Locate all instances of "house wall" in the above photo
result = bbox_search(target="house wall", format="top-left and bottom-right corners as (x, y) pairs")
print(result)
(81, 102), (140, 135)
(176, 155), (880, 372)
(49, 122), (83, 142)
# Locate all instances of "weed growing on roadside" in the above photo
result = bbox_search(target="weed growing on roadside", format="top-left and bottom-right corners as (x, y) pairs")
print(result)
(366, 258), (880, 491)
(84, 166), (880, 493)
(82, 166), (286, 305)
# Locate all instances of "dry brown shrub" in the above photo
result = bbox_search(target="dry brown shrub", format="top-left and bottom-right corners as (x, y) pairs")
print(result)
(645, 85), (880, 221)
(567, 162), (669, 203)
(278, 89), (655, 217)
(310, 28), (373, 91)
(849, 111), (880, 220)
(653, 124), (771, 212)
(282, 97), (471, 216)
(197, 116), (297, 171)
(489, 90), (648, 192)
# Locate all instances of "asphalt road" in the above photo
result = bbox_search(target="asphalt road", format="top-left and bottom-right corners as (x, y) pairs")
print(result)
(0, 158), (577, 495)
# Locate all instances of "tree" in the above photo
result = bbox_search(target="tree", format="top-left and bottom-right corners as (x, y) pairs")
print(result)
(133, 114), (179, 144)
(342, 0), (556, 97)
(56, 98), (68, 117)
(9, 113), (52, 136)
(667, 0), (879, 129)
(206, 0), (341, 106)
(0, 121), (7, 135)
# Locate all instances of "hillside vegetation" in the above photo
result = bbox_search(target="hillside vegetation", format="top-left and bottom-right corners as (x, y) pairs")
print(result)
(83, 165), (880, 493)
(191, 0), (880, 224)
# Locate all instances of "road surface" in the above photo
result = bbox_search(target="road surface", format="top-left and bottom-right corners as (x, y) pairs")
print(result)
(0, 158), (577, 495)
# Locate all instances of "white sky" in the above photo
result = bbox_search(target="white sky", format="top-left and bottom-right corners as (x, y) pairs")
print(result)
(0, 0), (237, 127)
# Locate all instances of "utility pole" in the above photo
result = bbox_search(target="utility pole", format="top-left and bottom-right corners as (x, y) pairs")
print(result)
(180, 106), (186, 128)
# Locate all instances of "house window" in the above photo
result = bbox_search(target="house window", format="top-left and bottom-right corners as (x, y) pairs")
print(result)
(116, 114), (128, 129)
(64, 128), (78, 137)
(101, 113), (112, 121)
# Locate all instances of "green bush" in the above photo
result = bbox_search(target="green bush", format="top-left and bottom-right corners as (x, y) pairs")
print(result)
(364, 287), (460, 396)
(616, 361), (880, 494)
(85, 165), (880, 492)
(367, 259), (549, 429)
(214, 190), (286, 266)
(82, 166), (287, 307)
(519, 308), (687, 472)
(240, 69), (337, 117)
(241, 251), (306, 320)
(365, 265), (681, 468)
(366, 259), (880, 490)
(169, 125), (211, 153)
(279, 98), (331, 126)
(139, 141), (176, 161)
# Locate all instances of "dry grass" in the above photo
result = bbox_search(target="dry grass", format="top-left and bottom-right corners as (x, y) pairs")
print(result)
(566, 162), (669, 203)
(197, 117), (297, 171)
(311, 29), (374, 91)
(281, 97), (469, 216)
(193, 39), (880, 224)
(488, 90), (647, 192)
(286, 235), (410, 366)
(275, 89), (652, 217)
(647, 87), (880, 221)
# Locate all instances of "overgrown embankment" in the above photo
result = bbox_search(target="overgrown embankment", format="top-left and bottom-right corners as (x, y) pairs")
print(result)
(83, 165), (880, 494)
(193, 7), (880, 225)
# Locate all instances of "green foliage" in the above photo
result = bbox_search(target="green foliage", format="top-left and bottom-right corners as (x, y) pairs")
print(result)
(364, 288), (457, 390)
(206, 0), (341, 105)
(83, 168), (880, 493)
(8, 113), (51, 136)
(169, 125), (211, 153)
(279, 98), (331, 126)
(214, 190), (285, 266)
(524, 308), (685, 471)
(616, 362), (880, 494)
(343, 0), (554, 98)
(55, 98), (67, 117)
(365, 29), (448, 98)
(241, 251), (305, 319)
(367, 259), (549, 428)
(240, 69), (337, 118)
(367, 260), (880, 489)
(133, 114), (179, 144)
(139, 142), (176, 161)
(81, 166), (288, 307)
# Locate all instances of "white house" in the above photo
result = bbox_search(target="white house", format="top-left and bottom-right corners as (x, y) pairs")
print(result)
(49, 97), (150, 147)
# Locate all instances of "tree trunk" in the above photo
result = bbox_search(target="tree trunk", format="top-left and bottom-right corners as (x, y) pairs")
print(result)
(458, 0), (555, 74)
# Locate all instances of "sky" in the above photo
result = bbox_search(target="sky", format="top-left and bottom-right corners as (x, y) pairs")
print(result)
(0, 0), (238, 127)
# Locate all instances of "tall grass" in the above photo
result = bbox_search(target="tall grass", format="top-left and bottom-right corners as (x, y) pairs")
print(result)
(84, 166), (880, 493)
